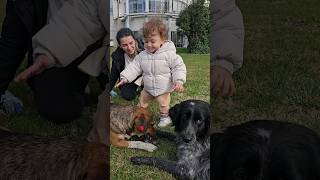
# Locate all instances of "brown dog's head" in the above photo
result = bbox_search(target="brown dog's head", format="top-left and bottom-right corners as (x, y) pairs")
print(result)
(129, 107), (156, 142)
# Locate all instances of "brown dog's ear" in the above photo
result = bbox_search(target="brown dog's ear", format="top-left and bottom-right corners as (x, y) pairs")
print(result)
(169, 103), (181, 126)
(130, 106), (141, 127)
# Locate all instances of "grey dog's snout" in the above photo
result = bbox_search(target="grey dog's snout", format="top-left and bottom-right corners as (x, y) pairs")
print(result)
(183, 136), (192, 143)
(182, 132), (195, 143)
(180, 120), (197, 143)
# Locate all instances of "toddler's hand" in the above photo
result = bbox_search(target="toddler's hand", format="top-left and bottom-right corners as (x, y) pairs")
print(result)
(173, 82), (184, 92)
(115, 78), (127, 88)
(211, 66), (235, 97)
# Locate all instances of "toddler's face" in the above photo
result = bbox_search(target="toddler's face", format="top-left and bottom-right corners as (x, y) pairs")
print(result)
(144, 32), (165, 54)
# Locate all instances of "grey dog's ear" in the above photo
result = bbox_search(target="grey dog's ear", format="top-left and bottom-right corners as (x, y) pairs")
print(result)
(169, 103), (181, 126)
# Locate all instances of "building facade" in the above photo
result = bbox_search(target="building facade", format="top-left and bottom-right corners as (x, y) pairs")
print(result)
(110, 0), (192, 47)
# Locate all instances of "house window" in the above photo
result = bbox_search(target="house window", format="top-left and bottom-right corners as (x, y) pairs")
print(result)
(129, 0), (145, 13)
(177, 31), (185, 47)
(171, 31), (177, 45)
(110, 0), (113, 16)
(171, 31), (184, 47)
(172, 0), (186, 13)
(149, 0), (169, 13)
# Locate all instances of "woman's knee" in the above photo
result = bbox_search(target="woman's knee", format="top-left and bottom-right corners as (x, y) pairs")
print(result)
(36, 93), (85, 123)
(38, 106), (82, 123)
(120, 91), (136, 101)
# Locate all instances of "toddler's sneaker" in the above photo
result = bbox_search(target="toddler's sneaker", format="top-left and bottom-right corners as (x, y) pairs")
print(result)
(158, 116), (172, 128)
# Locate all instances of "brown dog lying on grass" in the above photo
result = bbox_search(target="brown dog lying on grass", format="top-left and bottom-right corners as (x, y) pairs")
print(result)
(0, 129), (109, 180)
(110, 104), (157, 152)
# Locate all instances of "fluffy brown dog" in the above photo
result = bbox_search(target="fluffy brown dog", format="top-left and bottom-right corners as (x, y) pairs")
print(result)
(0, 129), (109, 180)
(110, 104), (157, 152)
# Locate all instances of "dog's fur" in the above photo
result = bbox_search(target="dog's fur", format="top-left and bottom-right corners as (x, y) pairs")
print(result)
(110, 104), (157, 152)
(131, 100), (211, 179)
(211, 120), (320, 180)
(0, 129), (109, 180)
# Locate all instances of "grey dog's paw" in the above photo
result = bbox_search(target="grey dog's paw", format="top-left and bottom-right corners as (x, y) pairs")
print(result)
(130, 156), (144, 165)
(131, 156), (155, 165)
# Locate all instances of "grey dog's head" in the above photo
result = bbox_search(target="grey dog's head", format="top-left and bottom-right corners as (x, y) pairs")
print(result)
(169, 100), (211, 143)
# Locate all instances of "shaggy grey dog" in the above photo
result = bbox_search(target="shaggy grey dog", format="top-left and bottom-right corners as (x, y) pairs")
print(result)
(131, 100), (211, 179)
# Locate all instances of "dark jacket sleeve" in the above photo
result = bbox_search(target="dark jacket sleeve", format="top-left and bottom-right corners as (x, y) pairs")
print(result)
(109, 47), (124, 91)
(109, 61), (119, 92)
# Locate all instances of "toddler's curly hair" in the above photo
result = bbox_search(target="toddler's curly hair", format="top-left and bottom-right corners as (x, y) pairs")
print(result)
(143, 18), (168, 40)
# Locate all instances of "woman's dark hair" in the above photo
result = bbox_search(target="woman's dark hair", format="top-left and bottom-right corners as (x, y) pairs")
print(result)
(116, 28), (135, 45)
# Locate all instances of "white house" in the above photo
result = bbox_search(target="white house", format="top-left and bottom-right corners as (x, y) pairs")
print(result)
(110, 0), (193, 47)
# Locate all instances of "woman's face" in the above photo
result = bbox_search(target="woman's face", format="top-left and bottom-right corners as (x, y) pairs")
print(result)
(119, 36), (136, 56)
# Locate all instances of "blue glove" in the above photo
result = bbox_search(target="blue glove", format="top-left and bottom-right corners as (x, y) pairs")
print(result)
(109, 90), (118, 97)
(0, 91), (24, 113)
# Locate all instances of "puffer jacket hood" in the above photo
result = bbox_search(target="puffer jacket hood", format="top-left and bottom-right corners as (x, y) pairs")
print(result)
(151, 40), (176, 54)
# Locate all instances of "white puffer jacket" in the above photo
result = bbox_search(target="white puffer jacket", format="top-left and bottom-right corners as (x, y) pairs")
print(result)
(211, 0), (244, 73)
(120, 41), (187, 96)
(32, 0), (109, 76)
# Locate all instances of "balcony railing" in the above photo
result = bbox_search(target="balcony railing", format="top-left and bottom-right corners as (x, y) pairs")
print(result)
(113, 0), (189, 19)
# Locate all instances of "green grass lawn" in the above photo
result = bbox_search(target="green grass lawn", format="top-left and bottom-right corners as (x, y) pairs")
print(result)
(110, 53), (210, 179)
(212, 0), (320, 132)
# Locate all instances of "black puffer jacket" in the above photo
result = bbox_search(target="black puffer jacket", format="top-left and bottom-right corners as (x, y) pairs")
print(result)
(109, 39), (144, 91)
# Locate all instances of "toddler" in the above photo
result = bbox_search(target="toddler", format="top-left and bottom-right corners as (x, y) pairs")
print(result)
(116, 18), (187, 128)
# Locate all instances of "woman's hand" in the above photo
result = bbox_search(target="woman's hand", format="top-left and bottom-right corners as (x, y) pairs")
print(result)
(115, 78), (128, 88)
(15, 55), (50, 82)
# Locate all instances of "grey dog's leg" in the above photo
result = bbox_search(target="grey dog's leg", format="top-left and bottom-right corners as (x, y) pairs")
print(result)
(156, 130), (176, 141)
(131, 157), (189, 179)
